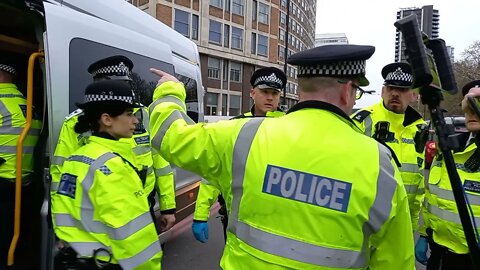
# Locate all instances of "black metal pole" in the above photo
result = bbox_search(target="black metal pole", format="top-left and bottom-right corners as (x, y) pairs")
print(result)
(283, 0), (290, 107)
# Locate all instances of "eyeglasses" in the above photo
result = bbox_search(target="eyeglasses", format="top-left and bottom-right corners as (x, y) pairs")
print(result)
(337, 79), (365, 100)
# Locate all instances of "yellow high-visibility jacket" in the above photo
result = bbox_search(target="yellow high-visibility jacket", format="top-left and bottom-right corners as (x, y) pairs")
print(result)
(194, 108), (284, 221)
(51, 135), (162, 269)
(352, 101), (426, 230)
(149, 81), (415, 270)
(424, 132), (480, 254)
(0, 83), (42, 181)
(50, 107), (176, 212)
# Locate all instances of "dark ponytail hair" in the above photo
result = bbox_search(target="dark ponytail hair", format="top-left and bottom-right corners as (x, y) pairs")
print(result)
(74, 101), (132, 133)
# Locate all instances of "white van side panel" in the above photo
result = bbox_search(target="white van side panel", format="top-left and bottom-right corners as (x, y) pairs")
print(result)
(43, 2), (174, 153)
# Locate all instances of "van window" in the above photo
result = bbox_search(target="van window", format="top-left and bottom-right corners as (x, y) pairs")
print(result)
(68, 38), (175, 111)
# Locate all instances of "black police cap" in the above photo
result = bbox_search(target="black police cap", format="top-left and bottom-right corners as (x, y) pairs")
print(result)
(0, 52), (17, 76)
(287, 44), (375, 86)
(250, 67), (287, 92)
(381, 62), (413, 89)
(87, 55), (134, 80)
(77, 80), (140, 109)
(462, 80), (480, 96)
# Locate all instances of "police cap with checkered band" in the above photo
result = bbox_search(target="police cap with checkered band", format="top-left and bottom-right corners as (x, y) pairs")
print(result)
(462, 80), (480, 96)
(77, 80), (140, 109)
(381, 62), (413, 89)
(0, 52), (17, 77)
(250, 67), (287, 92)
(87, 55), (134, 81)
(287, 44), (375, 86)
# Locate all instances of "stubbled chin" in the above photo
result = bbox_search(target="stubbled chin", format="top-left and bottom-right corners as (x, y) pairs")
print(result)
(467, 122), (480, 132)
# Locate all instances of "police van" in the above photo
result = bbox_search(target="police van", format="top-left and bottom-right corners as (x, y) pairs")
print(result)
(0, 0), (203, 268)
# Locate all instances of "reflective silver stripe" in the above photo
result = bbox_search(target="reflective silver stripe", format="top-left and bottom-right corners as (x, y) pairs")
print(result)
(149, 96), (186, 115)
(151, 110), (194, 150)
(51, 156), (67, 166)
(0, 145), (35, 154)
(417, 188), (425, 194)
(228, 118), (264, 233)
(50, 181), (59, 192)
(433, 160), (442, 168)
(0, 126), (41, 136)
(140, 106), (150, 132)
(235, 220), (367, 268)
(133, 145), (150, 156)
(364, 115), (373, 137)
(146, 166), (153, 176)
(402, 138), (415, 144)
(404, 184), (419, 194)
(154, 164), (172, 177)
(0, 100), (12, 126)
(68, 241), (110, 257)
(228, 118), (369, 268)
(362, 144), (397, 237)
(0, 94), (24, 98)
(56, 211), (153, 241)
(117, 239), (161, 269)
(399, 163), (421, 173)
(427, 202), (480, 225)
(430, 184), (480, 206)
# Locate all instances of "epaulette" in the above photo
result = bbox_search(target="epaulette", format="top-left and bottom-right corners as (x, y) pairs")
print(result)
(352, 110), (371, 122)
(65, 109), (84, 120)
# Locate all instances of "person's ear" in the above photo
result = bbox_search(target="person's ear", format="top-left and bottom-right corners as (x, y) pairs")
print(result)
(410, 90), (419, 103)
(339, 83), (351, 106)
(99, 113), (112, 127)
(250, 88), (255, 98)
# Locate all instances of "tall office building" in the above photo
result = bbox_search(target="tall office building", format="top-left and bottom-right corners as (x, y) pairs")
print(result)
(128, 0), (317, 115)
(395, 5), (439, 62)
(315, 33), (348, 47)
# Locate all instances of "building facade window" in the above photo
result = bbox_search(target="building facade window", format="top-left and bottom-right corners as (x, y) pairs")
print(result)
(207, 57), (221, 79)
(206, 92), (219, 115)
(230, 61), (242, 82)
(280, 12), (286, 25)
(225, 0), (230, 12)
(251, 33), (257, 54)
(174, 9), (189, 37)
(229, 95), (241, 116)
(279, 29), (285, 41)
(258, 34), (268, 56)
(232, 0), (244, 16)
(224, 24), (230, 47)
(258, 3), (269, 24)
(278, 45), (285, 59)
(222, 93), (228, 116)
(209, 20), (222, 44)
(231, 27), (243, 50)
(252, 0), (257, 20)
(191, 14), (199, 40)
(210, 0), (222, 9)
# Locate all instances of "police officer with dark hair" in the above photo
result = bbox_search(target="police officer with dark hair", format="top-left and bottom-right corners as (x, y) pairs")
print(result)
(415, 80), (480, 269)
(0, 54), (42, 268)
(352, 62), (427, 232)
(51, 80), (162, 269)
(51, 55), (176, 234)
(192, 67), (287, 244)
(149, 44), (414, 269)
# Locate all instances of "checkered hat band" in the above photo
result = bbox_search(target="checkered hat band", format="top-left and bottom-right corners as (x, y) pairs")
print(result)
(0, 64), (16, 76)
(385, 70), (413, 83)
(85, 94), (133, 103)
(91, 64), (130, 77)
(254, 74), (283, 86)
(298, 60), (365, 76)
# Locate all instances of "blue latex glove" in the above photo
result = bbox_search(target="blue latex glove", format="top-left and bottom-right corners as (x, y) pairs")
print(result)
(415, 236), (429, 265)
(192, 221), (209, 243)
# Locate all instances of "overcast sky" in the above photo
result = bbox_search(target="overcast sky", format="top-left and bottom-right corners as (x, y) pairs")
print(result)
(316, 0), (478, 104)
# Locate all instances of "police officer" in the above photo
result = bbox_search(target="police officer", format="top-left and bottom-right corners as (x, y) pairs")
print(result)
(192, 67), (286, 243)
(352, 62), (427, 231)
(51, 80), (162, 269)
(0, 55), (42, 268)
(149, 44), (414, 269)
(50, 56), (176, 231)
(415, 81), (480, 269)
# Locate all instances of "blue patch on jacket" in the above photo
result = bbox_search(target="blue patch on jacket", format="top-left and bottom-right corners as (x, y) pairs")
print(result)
(262, 165), (352, 212)
(58, 173), (77, 199)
